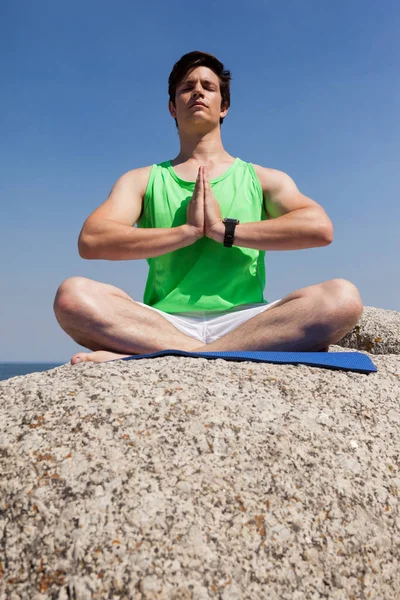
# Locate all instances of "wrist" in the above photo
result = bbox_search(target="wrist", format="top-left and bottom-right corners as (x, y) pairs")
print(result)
(181, 224), (203, 241)
(206, 221), (225, 243)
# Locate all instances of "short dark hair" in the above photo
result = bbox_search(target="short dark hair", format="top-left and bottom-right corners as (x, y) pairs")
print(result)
(168, 50), (232, 129)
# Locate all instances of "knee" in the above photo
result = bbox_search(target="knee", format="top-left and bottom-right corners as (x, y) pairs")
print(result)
(53, 277), (94, 317)
(321, 278), (363, 327)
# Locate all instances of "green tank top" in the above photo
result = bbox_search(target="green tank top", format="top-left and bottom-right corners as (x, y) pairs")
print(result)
(136, 157), (269, 314)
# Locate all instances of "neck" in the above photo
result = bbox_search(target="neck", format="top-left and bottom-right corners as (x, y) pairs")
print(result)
(174, 127), (230, 165)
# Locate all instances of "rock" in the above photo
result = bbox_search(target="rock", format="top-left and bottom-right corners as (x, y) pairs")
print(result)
(0, 307), (399, 599)
(338, 306), (400, 354)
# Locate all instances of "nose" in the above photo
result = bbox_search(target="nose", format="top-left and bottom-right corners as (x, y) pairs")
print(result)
(191, 84), (205, 98)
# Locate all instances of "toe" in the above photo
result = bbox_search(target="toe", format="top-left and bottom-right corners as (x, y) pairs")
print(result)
(71, 353), (89, 365)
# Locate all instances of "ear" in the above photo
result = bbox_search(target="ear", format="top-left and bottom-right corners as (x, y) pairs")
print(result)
(220, 102), (229, 119)
(168, 100), (176, 119)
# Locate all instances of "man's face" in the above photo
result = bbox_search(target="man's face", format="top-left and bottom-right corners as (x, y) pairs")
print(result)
(169, 66), (229, 130)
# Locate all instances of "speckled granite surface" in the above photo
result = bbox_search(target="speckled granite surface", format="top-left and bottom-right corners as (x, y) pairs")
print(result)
(339, 306), (400, 355)
(0, 308), (399, 599)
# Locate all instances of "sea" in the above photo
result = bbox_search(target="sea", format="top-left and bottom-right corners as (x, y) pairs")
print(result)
(0, 363), (65, 382)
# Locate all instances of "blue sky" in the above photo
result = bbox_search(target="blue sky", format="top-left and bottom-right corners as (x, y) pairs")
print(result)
(1, 0), (399, 362)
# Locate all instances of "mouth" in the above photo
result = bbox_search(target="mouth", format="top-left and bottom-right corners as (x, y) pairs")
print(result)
(190, 102), (206, 108)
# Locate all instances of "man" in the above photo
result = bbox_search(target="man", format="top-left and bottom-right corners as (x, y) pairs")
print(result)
(53, 50), (363, 365)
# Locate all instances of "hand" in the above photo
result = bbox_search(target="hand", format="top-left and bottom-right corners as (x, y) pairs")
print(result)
(203, 166), (224, 239)
(185, 167), (205, 238)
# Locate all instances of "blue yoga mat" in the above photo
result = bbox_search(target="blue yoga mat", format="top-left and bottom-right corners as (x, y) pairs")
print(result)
(121, 349), (377, 374)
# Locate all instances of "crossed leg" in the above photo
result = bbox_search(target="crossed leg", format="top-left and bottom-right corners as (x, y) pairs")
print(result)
(191, 278), (363, 353)
(53, 277), (202, 365)
(53, 277), (363, 365)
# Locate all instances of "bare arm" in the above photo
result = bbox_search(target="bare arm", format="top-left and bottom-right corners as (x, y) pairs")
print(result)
(211, 166), (334, 250)
(78, 167), (199, 260)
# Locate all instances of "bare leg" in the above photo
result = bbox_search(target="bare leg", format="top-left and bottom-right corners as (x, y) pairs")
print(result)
(53, 277), (202, 365)
(190, 279), (363, 353)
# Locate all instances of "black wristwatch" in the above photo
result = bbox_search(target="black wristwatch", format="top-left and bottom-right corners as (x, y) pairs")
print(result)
(223, 218), (240, 247)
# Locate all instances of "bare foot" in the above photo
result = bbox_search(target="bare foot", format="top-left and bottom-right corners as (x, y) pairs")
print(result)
(71, 350), (132, 365)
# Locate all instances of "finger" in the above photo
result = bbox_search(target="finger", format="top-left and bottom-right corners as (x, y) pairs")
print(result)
(204, 166), (210, 188)
(201, 167), (205, 195)
(194, 168), (202, 194)
(192, 175), (198, 197)
(203, 166), (208, 188)
(202, 167), (206, 197)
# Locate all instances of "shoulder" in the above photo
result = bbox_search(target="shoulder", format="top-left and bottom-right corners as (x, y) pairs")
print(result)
(117, 165), (154, 196)
(251, 163), (327, 219)
(251, 163), (296, 194)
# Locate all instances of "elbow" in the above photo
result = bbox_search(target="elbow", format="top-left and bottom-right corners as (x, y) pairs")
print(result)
(321, 220), (334, 246)
(78, 233), (95, 259)
(311, 219), (333, 247)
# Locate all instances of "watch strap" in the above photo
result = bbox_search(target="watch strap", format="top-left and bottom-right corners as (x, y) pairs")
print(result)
(223, 218), (240, 247)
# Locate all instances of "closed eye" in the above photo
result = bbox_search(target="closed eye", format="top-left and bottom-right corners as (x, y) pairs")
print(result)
(182, 84), (216, 91)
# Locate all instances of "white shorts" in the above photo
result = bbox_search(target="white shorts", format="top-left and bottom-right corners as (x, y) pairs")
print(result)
(135, 300), (282, 345)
